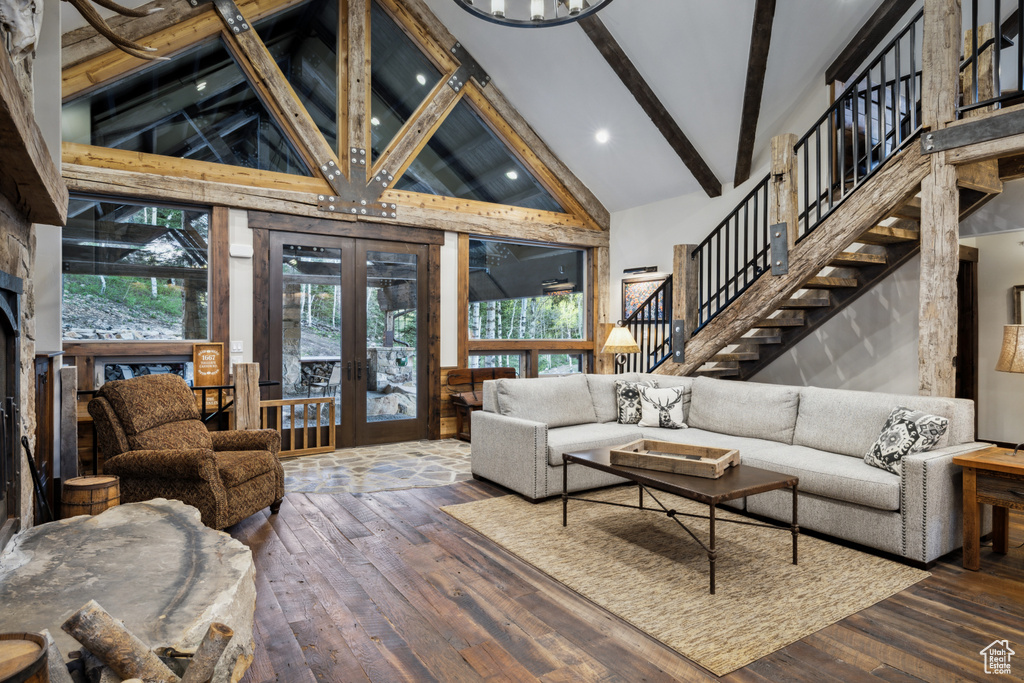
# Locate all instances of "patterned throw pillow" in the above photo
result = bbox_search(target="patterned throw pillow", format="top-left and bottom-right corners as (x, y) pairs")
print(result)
(864, 406), (949, 475)
(637, 386), (688, 429)
(615, 379), (658, 424)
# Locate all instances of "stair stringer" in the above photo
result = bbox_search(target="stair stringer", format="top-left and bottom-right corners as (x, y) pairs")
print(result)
(656, 142), (930, 378)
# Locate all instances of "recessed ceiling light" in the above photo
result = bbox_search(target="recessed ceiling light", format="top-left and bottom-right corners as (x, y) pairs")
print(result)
(371, 117), (380, 126)
(595, 129), (610, 144)
(505, 170), (519, 180)
(416, 74), (427, 85)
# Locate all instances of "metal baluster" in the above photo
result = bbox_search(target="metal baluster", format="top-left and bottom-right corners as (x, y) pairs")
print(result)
(866, 69), (874, 173)
(743, 202), (749, 289)
(895, 37), (902, 145)
(910, 21), (918, 131)
(852, 83), (860, 187)
(802, 141), (809, 237)
(880, 50), (887, 158)
(972, 0), (979, 107)
(815, 126), (822, 231)
(995, 0), (1002, 102)
(716, 231), (722, 316)
(762, 182), (769, 273)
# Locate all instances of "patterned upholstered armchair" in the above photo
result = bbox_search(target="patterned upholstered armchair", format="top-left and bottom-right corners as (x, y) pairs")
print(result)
(88, 373), (284, 529)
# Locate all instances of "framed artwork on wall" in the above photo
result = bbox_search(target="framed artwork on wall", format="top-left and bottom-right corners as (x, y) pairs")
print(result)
(1014, 285), (1024, 325)
(622, 276), (666, 321)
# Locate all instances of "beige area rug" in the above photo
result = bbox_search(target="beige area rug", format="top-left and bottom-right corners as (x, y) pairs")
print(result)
(442, 486), (929, 676)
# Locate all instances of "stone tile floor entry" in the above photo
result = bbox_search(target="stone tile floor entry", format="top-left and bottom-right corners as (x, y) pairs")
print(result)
(282, 438), (472, 494)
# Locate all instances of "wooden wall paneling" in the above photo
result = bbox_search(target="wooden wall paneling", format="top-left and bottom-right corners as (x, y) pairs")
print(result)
(734, 0), (777, 186)
(387, 0), (609, 231)
(427, 243), (442, 439)
(457, 233), (469, 368)
(347, 0), (371, 184)
(34, 354), (59, 518)
(210, 206), (231, 345)
(370, 79), (462, 183)
(438, 366), (457, 438)
(61, 0), (306, 100)
(63, 341), (202, 357)
(252, 228), (272, 383)
(247, 210), (444, 244)
(1, 46), (68, 226)
(462, 85), (604, 233)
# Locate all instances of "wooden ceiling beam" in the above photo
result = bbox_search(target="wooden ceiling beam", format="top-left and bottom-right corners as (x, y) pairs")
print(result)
(825, 0), (918, 85)
(578, 14), (722, 198)
(733, 0), (776, 186)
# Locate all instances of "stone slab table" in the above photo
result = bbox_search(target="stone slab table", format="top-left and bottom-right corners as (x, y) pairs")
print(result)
(0, 499), (256, 683)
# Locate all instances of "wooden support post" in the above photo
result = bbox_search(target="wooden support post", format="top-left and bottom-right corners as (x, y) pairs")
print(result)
(592, 246), (612, 374)
(348, 0), (371, 184)
(919, 154), (960, 397)
(672, 244), (699, 341)
(769, 134), (799, 248)
(233, 363), (261, 430)
(60, 367), (80, 482)
(922, 0), (961, 131)
(958, 23), (1003, 195)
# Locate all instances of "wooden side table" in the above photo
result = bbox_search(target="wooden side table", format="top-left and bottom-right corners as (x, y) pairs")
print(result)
(952, 446), (1023, 570)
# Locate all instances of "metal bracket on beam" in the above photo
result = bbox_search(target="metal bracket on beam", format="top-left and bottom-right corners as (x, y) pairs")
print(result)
(347, 147), (367, 172)
(921, 107), (1024, 154)
(317, 194), (398, 219)
(369, 167), (395, 194)
(447, 42), (491, 92)
(770, 223), (789, 276)
(189, 0), (250, 33)
(670, 319), (687, 364)
(318, 159), (347, 196)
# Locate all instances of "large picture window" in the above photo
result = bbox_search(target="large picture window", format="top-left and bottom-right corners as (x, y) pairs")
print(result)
(62, 197), (212, 342)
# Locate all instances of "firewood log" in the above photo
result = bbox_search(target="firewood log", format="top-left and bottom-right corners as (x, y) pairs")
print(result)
(61, 600), (180, 683)
(180, 623), (233, 683)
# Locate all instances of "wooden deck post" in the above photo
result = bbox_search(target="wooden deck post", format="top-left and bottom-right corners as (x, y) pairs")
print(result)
(672, 244), (699, 350)
(233, 363), (261, 430)
(919, 0), (961, 397)
(769, 133), (799, 248)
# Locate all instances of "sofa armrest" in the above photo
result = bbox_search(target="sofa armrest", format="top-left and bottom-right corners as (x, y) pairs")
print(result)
(104, 448), (217, 481)
(471, 411), (548, 500)
(211, 429), (281, 457)
(900, 441), (991, 562)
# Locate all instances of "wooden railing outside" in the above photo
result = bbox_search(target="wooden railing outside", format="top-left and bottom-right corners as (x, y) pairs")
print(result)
(259, 397), (336, 459)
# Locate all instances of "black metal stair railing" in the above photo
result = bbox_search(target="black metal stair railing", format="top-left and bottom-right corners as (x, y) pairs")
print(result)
(692, 9), (924, 334)
(616, 277), (673, 374)
(960, 0), (1024, 114)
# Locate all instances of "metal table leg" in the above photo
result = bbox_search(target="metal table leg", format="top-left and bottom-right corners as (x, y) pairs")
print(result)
(562, 455), (568, 527)
(709, 503), (717, 594)
(791, 484), (800, 565)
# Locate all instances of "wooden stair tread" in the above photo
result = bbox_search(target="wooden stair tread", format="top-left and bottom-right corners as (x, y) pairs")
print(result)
(752, 317), (805, 328)
(829, 251), (886, 267)
(778, 294), (830, 309)
(740, 331), (782, 344)
(803, 276), (858, 289)
(712, 351), (760, 362)
(694, 365), (739, 378)
(856, 225), (920, 245)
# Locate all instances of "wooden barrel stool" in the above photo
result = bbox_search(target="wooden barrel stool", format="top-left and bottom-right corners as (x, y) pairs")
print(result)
(61, 476), (120, 519)
(0, 632), (47, 683)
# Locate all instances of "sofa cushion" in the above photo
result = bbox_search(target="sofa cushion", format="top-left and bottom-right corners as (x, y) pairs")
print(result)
(615, 379), (658, 424)
(637, 386), (687, 429)
(864, 407), (949, 475)
(586, 373), (638, 423)
(547, 423), (643, 467)
(216, 449), (279, 488)
(494, 375), (599, 427)
(128, 419), (213, 452)
(793, 386), (962, 458)
(687, 377), (800, 444)
(741, 445), (901, 511)
(636, 427), (787, 460)
(98, 373), (202, 435)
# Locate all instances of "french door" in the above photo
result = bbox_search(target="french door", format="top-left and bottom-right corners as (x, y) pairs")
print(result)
(268, 232), (428, 447)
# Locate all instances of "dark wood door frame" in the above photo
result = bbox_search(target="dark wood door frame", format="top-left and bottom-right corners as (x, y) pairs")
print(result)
(956, 248), (979, 434)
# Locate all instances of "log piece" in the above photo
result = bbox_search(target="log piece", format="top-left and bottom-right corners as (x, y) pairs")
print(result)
(61, 600), (180, 683)
(180, 623), (233, 683)
(41, 629), (75, 683)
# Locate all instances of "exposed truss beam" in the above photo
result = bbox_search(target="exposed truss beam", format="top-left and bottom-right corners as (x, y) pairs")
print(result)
(825, 0), (918, 85)
(733, 0), (776, 186)
(578, 13), (721, 198)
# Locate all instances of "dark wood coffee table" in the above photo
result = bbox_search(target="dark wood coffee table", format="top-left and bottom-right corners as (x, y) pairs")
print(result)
(562, 447), (799, 594)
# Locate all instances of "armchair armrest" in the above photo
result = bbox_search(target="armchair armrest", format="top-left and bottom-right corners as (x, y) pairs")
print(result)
(901, 441), (991, 563)
(471, 411), (548, 500)
(210, 429), (281, 456)
(104, 448), (217, 481)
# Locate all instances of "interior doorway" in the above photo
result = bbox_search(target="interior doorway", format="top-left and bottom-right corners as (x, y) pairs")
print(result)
(266, 232), (429, 447)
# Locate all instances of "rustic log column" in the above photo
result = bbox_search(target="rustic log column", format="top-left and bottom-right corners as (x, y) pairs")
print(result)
(769, 133), (799, 248)
(592, 246), (613, 374)
(919, 0), (961, 397)
(671, 244), (699, 364)
(232, 363), (261, 430)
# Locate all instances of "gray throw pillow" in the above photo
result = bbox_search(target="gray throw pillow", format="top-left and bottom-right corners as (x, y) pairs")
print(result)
(615, 379), (658, 424)
(637, 386), (687, 429)
(864, 406), (949, 475)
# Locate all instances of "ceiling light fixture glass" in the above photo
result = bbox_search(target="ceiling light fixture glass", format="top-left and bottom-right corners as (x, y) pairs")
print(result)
(453, 0), (615, 28)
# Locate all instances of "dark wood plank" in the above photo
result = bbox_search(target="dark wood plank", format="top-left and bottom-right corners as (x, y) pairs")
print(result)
(577, 15), (722, 198)
(246, 210), (445, 245)
(734, 0), (777, 185)
(825, 0), (919, 85)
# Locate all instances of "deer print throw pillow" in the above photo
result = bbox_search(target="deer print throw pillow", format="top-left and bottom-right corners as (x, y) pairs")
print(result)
(615, 379), (658, 424)
(637, 386), (688, 429)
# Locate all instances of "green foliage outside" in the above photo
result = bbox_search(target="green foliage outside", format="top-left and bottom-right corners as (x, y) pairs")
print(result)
(468, 293), (585, 374)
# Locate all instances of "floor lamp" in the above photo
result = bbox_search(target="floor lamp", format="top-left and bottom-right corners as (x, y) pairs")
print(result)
(602, 322), (639, 368)
(995, 324), (1024, 456)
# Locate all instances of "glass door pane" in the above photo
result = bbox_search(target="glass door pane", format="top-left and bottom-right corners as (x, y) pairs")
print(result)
(281, 244), (343, 436)
(364, 249), (418, 423)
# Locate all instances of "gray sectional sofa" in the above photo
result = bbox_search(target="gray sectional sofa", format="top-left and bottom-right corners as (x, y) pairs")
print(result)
(471, 373), (990, 564)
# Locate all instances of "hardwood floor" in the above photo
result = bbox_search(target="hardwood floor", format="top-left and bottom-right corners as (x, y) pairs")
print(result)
(232, 482), (1024, 682)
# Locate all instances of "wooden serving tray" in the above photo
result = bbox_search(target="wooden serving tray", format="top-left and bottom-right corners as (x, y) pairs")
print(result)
(610, 439), (740, 478)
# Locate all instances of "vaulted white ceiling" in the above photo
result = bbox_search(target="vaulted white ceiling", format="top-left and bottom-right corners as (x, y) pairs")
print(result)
(421, 0), (900, 212)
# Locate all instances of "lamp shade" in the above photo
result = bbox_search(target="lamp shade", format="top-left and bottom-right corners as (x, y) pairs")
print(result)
(602, 325), (639, 355)
(996, 325), (1024, 373)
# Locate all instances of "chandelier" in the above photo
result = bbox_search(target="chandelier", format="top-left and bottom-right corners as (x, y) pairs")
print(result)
(452, 0), (616, 28)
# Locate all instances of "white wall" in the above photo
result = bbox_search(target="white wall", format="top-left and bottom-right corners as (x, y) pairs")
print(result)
(440, 231), (458, 366)
(227, 209), (254, 373)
